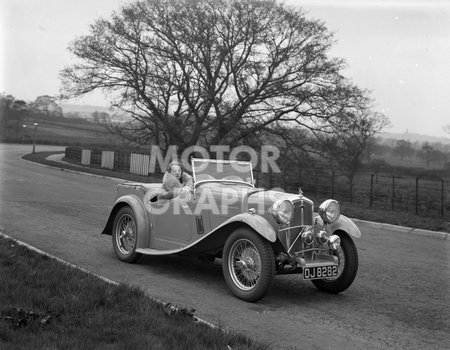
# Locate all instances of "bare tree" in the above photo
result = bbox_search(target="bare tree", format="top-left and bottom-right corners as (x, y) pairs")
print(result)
(60, 0), (365, 152)
(418, 142), (445, 168)
(393, 139), (415, 160)
(0, 94), (30, 140)
(31, 95), (63, 117)
(311, 101), (390, 200)
(91, 111), (110, 124)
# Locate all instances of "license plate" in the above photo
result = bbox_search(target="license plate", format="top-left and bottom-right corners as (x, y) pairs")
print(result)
(303, 265), (338, 280)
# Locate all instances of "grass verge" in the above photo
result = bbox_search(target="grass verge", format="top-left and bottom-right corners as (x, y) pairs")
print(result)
(0, 236), (266, 350)
(22, 151), (450, 233)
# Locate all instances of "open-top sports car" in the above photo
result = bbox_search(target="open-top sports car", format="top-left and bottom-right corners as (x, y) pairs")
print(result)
(102, 158), (361, 302)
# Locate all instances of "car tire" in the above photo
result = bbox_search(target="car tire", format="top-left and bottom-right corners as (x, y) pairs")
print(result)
(311, 231), (358, 293)
(222, 227), (275, 302)
(112, 206), (141, 263)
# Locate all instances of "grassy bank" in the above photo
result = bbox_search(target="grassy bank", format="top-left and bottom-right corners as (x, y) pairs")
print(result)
(6, 115), (123, 148)
(0, 236), (265, 350)
(22, 151), (450, 232)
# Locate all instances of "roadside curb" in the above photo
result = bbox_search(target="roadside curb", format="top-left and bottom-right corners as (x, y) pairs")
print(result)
(0, 231), (218, 330)
(352, 219), (450, 240)
(20, 153), (126, 183)
(23, 153), (450, 241)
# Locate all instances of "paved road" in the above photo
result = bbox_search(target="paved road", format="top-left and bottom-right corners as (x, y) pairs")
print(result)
(1, 144), (449, 350)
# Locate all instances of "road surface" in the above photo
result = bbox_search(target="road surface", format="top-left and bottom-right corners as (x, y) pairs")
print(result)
(0, 144), (448, 350)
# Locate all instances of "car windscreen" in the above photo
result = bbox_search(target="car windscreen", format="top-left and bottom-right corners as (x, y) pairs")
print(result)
(192, 159), (253, 184)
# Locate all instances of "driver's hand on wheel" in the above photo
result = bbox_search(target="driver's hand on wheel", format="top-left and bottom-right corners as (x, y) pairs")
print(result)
(178, 186), (191, 198)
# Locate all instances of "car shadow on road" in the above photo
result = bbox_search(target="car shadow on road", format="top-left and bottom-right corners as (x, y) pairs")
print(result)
(127, 253), (360, 307)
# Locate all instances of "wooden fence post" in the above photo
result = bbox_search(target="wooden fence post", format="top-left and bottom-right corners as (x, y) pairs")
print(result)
(331, 171), (335, 199)
(349, 175), (353, 203)
(392, 176), (395, 211)
(315, 169), (318, 198)
(370, 173), (374, 208)
(415, 177), (419, 215)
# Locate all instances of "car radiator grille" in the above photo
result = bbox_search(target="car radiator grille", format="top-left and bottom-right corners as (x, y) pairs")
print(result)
(292, 199), (313, 227)
(277, 199), (314, 254)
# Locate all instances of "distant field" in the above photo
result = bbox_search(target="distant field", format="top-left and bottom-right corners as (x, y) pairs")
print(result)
(14, 117), (450, 230)
(372, 154), (445, 170)
(20, 117), (121, 147)
(257, 165), (449, 229)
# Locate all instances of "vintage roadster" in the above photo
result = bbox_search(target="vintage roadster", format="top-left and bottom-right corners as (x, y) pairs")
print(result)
(102, 158), (360, 302)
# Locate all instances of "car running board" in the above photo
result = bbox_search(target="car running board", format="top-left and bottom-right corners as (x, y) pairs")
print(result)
(135, 248), (184, 255)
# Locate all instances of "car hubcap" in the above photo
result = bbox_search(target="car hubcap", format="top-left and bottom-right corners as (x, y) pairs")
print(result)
(116, 214), (136, 255)
(229, 239), (261, 290)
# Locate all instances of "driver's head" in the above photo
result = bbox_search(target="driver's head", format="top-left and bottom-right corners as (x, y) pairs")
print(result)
(167, 161), (183, 180)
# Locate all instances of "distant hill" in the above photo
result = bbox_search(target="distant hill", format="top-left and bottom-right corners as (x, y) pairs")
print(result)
(379, 132), (450, 145)
(60, 103), (450, 145)
(60, 103), (112, 119)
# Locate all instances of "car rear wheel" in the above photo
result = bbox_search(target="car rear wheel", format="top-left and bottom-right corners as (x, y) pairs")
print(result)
(222, 228), (275, 302)
(311, 231), (358, 293)
(112, 206), (141, 263)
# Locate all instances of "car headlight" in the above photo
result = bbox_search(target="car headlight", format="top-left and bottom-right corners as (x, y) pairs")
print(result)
(301, 227), (314, 245)
(318, 199), (340, 224)
(271, 200), (294, 224)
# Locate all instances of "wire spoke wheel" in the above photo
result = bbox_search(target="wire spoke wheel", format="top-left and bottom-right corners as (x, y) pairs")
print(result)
(223, 228), (275, 302)
(324, 245), (346, 280)
(116, 214), (136, 255)
(311, 231), (358, 294)
(112, 207), (141, 263)
(229, 239), (262, 290)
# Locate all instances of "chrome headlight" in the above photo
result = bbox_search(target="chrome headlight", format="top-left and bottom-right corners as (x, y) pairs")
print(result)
(301, 228), (314, 245)
(316, 230), (330, 245)
(328, 235), (341, 250)
(271, 200), (294, 224)
(318, 199), (340, 224)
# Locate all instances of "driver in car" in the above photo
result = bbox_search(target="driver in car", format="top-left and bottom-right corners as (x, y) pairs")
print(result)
(158, 161), (193, 200)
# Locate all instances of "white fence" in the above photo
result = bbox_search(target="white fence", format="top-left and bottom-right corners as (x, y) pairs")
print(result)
(130, 153), (150, 175)
(78, 149), (154, 176)
(81, 149), (91, 166)
(101, 151), (115, 169)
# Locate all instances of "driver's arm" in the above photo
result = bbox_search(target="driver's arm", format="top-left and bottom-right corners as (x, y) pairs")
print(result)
(158, 190), (175, 200)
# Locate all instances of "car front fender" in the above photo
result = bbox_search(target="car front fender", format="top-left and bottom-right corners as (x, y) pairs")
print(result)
(216, 213), (277, 243)
(101, 195), (150, 249)
(330, 214), (361, 238)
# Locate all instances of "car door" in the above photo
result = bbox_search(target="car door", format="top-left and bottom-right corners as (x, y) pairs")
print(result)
(149, 192), (195, 250)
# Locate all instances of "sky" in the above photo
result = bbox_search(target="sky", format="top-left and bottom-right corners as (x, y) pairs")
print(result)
(1, 0), (449, 138)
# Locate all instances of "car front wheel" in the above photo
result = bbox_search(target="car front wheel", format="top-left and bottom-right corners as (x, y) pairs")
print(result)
(112, 206), (141, 263)
(311, 231), (358, 293)
(222, 228), (275, 302)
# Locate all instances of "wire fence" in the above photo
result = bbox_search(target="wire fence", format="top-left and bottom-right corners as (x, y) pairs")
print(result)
(66, 147), (449, 219)
(254, 168), (449, 219)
